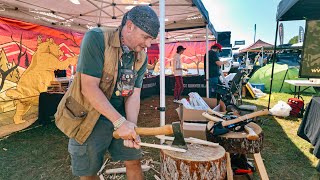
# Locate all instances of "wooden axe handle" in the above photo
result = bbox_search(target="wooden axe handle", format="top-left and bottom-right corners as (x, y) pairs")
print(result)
(207, 108), (224, 118)
(244, 125), (259, 140)
(202, 112), (223, 122)
(113, 125), (174, 139)
(222, 109), (270, 127)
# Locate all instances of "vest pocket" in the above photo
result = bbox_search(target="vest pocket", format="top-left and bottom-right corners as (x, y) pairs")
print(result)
(65, 96), (88, 120)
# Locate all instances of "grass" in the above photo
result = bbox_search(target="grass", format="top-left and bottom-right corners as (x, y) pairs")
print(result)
(0, 93), (319, 179)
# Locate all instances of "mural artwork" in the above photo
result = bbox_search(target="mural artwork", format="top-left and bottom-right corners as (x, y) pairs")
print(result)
(0, 17), (83, 136)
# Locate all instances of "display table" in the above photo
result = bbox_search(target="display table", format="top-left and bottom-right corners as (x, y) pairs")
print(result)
(297, 96), (320, 172)
(38, 92), (64, 125)
(285, 80), (320, 99)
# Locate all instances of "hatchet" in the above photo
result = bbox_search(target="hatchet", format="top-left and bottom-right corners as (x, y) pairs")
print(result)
(113, 122), (187, 150)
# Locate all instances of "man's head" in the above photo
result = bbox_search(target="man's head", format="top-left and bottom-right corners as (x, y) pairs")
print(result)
(211, 43), (222, 52)
(121, 6), (160, 52)
(177, 45), (186, 54)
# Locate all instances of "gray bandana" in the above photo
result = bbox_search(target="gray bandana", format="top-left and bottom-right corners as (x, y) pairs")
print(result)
(122, 5), (160, 39)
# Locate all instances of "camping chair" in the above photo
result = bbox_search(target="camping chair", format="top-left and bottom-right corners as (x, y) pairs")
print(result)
(216, 71), (246, 108)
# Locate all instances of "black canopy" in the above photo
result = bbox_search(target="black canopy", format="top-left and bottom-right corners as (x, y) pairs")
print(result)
(277, 0), (320, 21)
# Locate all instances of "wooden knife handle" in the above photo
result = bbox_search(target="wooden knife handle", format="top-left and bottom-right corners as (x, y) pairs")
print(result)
(244, 125), (259, 140)
(113, 125), (174, 139)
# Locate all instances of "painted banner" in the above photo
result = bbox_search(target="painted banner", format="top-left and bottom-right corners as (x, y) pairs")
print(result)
(300, 20), (320, 78)
(298, 26), (304, 43)
(0, 17), (83, 136)
(151, 41), (216, 75)
(279, 23), (284, 45)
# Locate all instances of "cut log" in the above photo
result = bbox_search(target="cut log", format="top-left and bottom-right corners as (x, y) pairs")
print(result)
(206, 122), (263, 154)
(160, 144), (227, 180)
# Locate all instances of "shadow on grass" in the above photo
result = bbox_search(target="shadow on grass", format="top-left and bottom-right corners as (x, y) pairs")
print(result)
(243, 94), (319, 180)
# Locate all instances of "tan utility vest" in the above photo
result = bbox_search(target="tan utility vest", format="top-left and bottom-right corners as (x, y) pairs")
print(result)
(55, 28), (146, 144)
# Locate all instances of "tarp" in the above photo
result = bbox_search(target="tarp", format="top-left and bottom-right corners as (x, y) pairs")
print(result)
(277, 0), (320, 21)
(249, 64), (316, 93)
(0, 0), (216, 42)
(239, 39), (273, 53)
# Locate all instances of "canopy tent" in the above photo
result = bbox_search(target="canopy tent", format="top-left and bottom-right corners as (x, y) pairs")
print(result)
(0, 0), (216, 42)
(0, 0), (217, 136)
(277, 0), (320, 21)
(239, 39), (273, 53)
(268, 0), (320, 108)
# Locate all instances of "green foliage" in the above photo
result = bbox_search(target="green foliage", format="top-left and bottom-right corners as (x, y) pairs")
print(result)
(288, 35), (299, 44)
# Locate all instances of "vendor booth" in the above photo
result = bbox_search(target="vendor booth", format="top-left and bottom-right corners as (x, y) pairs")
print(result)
(270, 0), (320, 172)
(0, 0), (217, 137)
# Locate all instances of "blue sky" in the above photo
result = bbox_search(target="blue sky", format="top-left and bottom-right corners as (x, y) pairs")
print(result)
(202, 0), (305, 46)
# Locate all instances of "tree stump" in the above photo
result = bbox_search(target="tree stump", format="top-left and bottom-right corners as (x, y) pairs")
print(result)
(160, 144), (227, 180)
(206, 122), (263, 154)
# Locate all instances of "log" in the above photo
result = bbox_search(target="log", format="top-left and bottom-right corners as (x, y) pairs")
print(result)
(104, 165), (150, 174)
(206, 122), (264, 154)
(160, 144), (227, 180)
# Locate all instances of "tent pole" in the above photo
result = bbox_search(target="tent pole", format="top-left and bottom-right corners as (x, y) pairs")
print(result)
(268, 21), (279, 109)
(159, 0), (166, 144)
(206, 24), (209, 98)
(262, 46), (264, 66)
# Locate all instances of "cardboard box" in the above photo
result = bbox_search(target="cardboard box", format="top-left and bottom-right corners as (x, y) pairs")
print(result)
(176, 97), (219, 122)
(183, 122), (207, 140)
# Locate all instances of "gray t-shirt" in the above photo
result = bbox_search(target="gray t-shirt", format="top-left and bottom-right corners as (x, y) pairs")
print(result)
(77, 28), (147, 117)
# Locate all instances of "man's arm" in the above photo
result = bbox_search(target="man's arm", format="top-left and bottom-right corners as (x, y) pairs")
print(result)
(81, 73), (138, 144)
(125, 87), (141, 124)
(216, 60), (228, 66)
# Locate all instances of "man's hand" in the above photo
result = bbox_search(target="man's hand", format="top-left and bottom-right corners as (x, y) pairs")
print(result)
(115, 120), (137, 140)
(123, 136), (141, 149)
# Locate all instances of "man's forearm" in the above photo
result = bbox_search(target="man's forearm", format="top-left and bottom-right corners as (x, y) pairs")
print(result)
(125, 88), (141, 124)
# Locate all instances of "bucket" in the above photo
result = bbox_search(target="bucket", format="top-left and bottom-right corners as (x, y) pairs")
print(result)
(251, 83), (265, 92)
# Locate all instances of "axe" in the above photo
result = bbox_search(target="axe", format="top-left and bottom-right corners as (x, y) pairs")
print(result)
(204, 109), (259, 140)
(203, 109), (269, 137)
(113, 122), (187, 150)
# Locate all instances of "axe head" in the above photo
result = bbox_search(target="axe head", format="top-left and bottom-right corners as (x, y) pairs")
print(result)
(171, 122), (188, 150)
(212, 121), (229, 136)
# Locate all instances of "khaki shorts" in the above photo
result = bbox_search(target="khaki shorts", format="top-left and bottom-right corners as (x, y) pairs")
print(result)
(68, 117), (142, 176)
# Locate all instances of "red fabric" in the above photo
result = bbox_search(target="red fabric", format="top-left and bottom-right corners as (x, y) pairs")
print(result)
(147, 41), (216, 68)
(288, 98), (304, 117)
(174, 76), (184, 100)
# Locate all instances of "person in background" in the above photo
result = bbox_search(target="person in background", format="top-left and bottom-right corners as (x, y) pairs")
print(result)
(204, 43), (229, 98)
(173, 45), (187, 103)
(55, 6), (159, 180)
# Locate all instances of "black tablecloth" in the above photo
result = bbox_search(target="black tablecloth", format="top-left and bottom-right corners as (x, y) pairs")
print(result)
(141, 76), (159, 99)
(297, 96), (320, 171)
(38, 92), (64, 125)
(165, 75), (206, 97)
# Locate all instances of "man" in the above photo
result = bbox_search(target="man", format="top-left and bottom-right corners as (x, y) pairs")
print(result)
(173, 45), (187, 103)
(55, 6), (159, 180)
(204, 43), (229, 98)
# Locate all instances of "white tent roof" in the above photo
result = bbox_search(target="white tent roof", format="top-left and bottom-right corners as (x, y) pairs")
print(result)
(0, 0), (216, 42)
